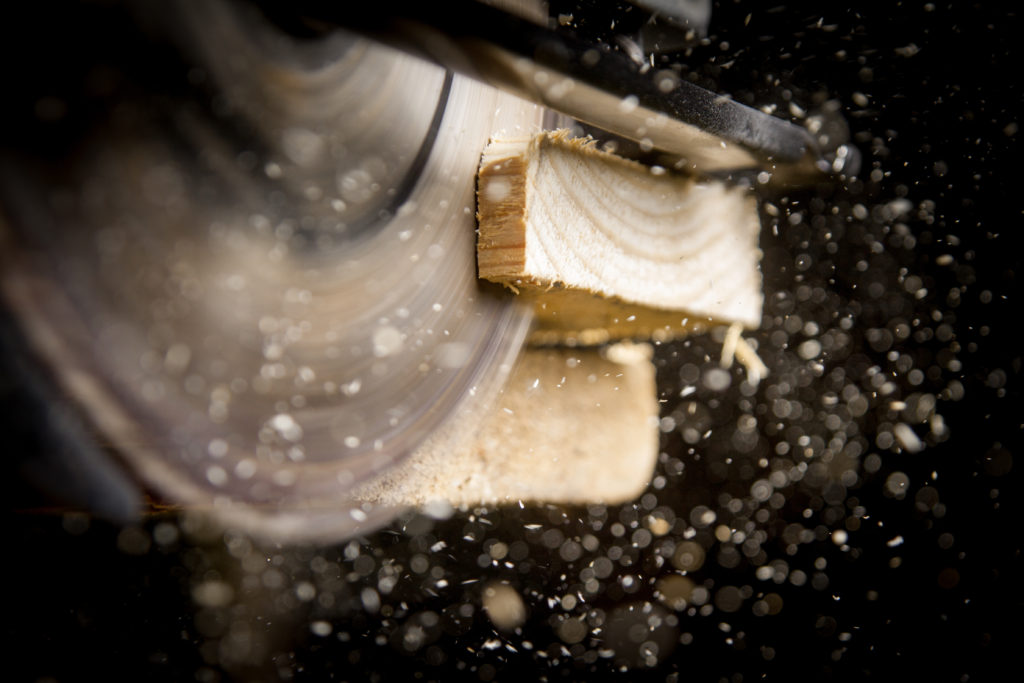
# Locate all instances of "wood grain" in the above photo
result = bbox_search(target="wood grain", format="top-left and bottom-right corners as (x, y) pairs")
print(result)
(477, 130), (763, 343)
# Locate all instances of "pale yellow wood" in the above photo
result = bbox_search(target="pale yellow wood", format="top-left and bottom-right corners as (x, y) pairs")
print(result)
(352, 342), (658, 507)
(477, 130), (764, 343)
(721, 321), (769, 386)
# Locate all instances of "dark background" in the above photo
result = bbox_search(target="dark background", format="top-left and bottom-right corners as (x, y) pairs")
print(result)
(3, 1), (1021, 681)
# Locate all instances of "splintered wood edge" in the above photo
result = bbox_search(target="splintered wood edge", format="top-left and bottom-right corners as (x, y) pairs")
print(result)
(352, 343), (659, 508)
(477, 130), (764, 343)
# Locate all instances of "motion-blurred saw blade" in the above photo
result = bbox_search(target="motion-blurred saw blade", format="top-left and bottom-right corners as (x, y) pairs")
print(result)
(0, 0), (545, 540)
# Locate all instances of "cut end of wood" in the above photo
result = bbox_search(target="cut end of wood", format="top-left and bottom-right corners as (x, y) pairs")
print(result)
(477, 130), (764, 343)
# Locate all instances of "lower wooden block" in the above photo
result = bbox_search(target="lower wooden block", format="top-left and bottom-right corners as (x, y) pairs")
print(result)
(353, 342), (658, 507)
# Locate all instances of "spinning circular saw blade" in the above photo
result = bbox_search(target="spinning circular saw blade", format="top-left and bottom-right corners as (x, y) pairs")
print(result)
(0, 0), (544, 540)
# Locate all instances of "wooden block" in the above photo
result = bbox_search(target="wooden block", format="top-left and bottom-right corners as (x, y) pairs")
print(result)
(477, 130), (763, 343)
(353, 342), (658, 507)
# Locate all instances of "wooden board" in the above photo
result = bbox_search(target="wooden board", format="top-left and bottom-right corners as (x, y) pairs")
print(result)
(477, 130), (764, 343)
(353, 342), (659, 507)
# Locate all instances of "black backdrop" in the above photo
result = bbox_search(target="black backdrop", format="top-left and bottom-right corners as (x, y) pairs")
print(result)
(3, 2), (1021, 681)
